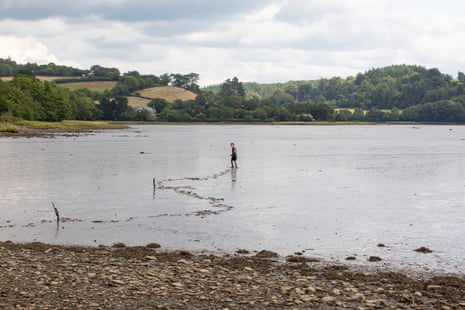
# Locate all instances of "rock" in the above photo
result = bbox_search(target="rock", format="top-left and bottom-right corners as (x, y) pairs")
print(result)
(368, 256), (382, 262)
(146, 243), (161, 248)
(321, 296), (336, 303)
(280, 286), (293, 294)
(178, 250), (193, 256)
(347, 293), (364, 301)
(111, 279), (124, 285)
(332, 288), (341, 295)
(414, 247), (433, 253)
(111, 242), (126, 248)
(426, 285), (442, 290)
(286, 255), (320, 263)
(300, 295), (314, 302)
(365, 299), (387, 306)
(255, 250), (278, 258)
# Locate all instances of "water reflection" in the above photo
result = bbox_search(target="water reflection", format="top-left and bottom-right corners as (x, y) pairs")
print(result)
(231, 168), (237, 186)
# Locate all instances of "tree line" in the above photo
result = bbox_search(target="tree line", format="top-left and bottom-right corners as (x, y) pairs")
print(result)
(1, 59), (465, 123)
(152, 67), (465, 122)
(0, 74), (100, 121)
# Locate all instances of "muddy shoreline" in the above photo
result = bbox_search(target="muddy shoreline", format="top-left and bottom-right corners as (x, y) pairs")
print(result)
(0, 127), (95, 138)
(0, 241), (463, 309)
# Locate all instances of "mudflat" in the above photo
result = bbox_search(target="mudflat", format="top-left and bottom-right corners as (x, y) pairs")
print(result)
(0, 241), (463, 309)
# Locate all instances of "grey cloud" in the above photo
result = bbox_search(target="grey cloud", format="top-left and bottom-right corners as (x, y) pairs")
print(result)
(0, 0), (272, 22)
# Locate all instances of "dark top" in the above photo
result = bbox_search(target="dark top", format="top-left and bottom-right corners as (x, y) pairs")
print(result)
(231, 147), (237, 160)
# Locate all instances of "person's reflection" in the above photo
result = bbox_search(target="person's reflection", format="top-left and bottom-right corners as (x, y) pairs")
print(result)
(231, 167), (237, 187)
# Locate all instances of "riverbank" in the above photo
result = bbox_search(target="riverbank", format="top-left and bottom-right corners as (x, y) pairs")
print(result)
(0, 120), (128, 138)
(0, 241), (463, 309)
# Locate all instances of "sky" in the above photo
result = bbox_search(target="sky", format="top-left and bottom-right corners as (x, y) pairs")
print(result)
(1, 0), (465, 86)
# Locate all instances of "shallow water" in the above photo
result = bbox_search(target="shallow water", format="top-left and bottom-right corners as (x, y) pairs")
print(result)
(1, 125), (465, 273)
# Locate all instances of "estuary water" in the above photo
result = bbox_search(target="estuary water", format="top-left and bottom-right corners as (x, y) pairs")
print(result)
(1, 124), (464, 274)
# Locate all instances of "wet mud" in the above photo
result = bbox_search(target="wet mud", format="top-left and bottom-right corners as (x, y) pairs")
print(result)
(1, 169), (235, 231)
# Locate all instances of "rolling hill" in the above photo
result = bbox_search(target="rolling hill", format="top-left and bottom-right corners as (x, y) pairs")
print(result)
(135, 86), (197, 102)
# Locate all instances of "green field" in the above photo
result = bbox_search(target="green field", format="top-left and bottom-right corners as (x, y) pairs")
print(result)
(136, 86), (197, 102)
(60, 81), (117, 93)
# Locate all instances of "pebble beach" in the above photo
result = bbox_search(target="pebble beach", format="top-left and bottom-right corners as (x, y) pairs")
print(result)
(1, 241), (464, 309)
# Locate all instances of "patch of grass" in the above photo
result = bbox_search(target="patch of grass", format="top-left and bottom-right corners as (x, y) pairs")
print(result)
(0, 122), (18, 133)
(126, 96), (152, 109)
(16, 120), (128, 131)
(60, 81), (117, 93)
(136, 86), (197, 102)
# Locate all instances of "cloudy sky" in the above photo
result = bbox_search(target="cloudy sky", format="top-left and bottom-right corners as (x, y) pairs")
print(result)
(1, 0), (465, 85)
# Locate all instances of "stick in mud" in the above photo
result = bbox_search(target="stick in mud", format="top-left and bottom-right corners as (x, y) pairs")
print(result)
(51, 201), (60, 224)
(153, 177), (156, 198)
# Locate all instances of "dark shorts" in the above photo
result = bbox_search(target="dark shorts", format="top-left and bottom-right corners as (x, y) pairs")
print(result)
(231, 155), (237, 161)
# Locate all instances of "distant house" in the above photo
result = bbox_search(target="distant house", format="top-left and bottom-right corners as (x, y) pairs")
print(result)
(297, 113), (314, 121)
(135, 106), (156, 117)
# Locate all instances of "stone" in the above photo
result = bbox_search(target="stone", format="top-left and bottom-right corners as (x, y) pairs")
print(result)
(321, 296), (336, 303)
(426, 285), (442, 290)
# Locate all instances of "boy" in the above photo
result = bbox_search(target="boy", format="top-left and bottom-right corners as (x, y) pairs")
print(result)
(230, 142), (238, 168)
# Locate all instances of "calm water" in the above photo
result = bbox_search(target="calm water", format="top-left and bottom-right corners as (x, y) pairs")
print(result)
(1, 125), (464, 273)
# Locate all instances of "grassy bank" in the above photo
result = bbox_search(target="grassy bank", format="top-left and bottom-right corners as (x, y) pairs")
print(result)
(15, 120), (128, 131)
(0, 122), (18, 133)
(0, 120), (128, 135)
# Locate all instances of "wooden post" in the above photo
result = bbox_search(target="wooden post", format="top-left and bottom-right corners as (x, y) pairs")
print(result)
(51, 201), (60, 224)
(153, 177), (156, 199)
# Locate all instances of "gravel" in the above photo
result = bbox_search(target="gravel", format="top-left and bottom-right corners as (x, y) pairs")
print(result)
(0, 241), (464, 309)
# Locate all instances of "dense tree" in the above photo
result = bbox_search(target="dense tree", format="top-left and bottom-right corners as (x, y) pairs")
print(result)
(90, 65), (120, 80)
(98, 96), (135, 121)
(170, 73), (200, 93)
(0, 58), (87, 77)
(220, 77), (245, 99)
(0, 81), (10, 114)
(148, 98), (169, 114)
(458, 71), (465, 82)
(271, 90), (295, 105)
(0, 74), (103, 121)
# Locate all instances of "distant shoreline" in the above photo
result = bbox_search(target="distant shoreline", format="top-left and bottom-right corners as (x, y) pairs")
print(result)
(0, 120), (128, 138)
(2, 120), (464, 138)
(121, 120), (465, 126)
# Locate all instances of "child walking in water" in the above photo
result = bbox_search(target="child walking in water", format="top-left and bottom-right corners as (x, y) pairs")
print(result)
(230, 142), (238, 168)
